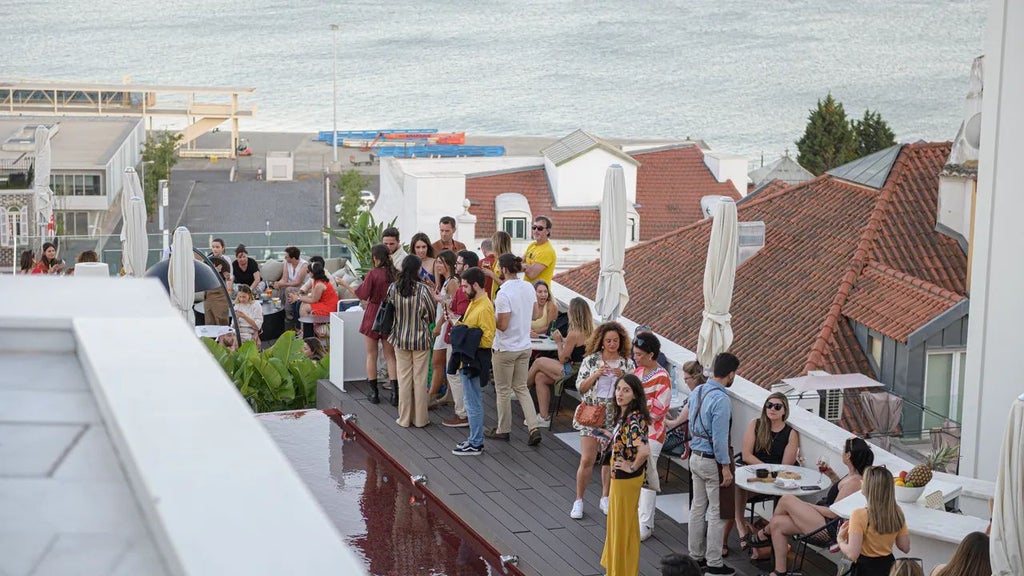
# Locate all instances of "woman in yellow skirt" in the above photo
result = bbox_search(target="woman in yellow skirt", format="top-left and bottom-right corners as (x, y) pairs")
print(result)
(600, 373), (650, 576)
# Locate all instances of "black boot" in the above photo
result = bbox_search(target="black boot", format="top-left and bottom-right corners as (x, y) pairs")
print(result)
(366, 380), (380, 404)
(389, 380), (399, 406)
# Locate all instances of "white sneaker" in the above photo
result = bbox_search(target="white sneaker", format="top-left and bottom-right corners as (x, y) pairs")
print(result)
(524, 416), (551, 428)
(600, 496), (609, 515)
(570, 499), (584, 519)
(639, 524), (652, 541)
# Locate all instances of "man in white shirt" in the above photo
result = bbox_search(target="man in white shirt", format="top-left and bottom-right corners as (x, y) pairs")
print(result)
(382, 226), (407, 268)
(486, 253), (543, 446)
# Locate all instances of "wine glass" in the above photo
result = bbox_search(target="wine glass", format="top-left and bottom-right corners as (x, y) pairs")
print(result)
(817, 456), (830, 484)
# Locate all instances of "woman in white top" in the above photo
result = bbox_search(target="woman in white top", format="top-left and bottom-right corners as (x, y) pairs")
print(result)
(234, 285), (264, 345)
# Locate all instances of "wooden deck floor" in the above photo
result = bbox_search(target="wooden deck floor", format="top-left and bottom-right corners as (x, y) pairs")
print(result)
(319, 380), (835, 576)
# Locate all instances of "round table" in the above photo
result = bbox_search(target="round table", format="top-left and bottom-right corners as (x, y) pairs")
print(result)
(735, 464), (831, 498)
(530, 336), (559, 352)
(193, 299), (287, 341)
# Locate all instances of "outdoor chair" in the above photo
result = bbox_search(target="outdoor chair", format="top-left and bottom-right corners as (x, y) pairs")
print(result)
(789, 517), (843, 575)
(549, 362), (580, 429)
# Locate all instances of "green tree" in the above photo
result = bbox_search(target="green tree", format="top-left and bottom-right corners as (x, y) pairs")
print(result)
(141, 131), (183, 214)
(852, 109), (897, 157)
(335, 169), (369, 229)
(796, 93), (858, 176)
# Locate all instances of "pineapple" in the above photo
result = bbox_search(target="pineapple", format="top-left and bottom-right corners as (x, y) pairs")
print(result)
(906, 445), (959, 487)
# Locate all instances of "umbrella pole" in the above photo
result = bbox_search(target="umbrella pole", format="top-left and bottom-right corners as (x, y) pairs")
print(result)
(192, 248), (242, 346)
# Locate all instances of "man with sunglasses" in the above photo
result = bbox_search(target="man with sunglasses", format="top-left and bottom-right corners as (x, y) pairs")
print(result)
(523, 215), (556, 286)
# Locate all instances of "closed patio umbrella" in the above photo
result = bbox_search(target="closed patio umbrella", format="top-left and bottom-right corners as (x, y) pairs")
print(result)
(168, 227), (195, 323)
(991, 394), (1024, 575)
(594, 164), (630, 322)
(33, 126), (54, 241)
(696, 197), (737, 370)
(122, 195), (149, 278)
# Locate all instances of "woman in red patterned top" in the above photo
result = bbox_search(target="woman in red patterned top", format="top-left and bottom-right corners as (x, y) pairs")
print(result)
(632, 332), (672, 541)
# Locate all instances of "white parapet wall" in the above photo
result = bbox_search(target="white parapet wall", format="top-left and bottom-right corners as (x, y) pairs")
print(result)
(0, 276), (366, 576)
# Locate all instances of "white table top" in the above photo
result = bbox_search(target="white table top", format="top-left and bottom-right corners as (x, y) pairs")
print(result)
(195, 325), (233, 339)
(735, 464), (832, 497)
(830, 479), (985, 544)
(530, 336), (558, 352)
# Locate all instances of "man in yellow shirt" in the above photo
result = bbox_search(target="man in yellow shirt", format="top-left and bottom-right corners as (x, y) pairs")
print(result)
(523, 215), (556, 286)
(449, 267), (494, 456)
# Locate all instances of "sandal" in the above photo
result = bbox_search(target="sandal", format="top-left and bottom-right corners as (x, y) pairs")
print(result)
(747, 527), (772, 548)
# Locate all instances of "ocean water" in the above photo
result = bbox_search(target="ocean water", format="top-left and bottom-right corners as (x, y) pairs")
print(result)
(3, 0), (986, 159)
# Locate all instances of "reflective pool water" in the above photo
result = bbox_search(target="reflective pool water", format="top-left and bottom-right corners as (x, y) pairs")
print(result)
(259, 410), (520, 576)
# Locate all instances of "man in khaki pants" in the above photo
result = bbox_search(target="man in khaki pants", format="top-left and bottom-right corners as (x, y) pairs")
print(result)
(687, 353), (739, 575)
(485, 253), (542, 447)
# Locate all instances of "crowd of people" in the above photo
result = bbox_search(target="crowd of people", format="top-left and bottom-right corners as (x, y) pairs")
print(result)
(18, 215), (993, 576)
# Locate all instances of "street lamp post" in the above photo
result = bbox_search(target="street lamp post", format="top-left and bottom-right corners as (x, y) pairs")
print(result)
(330, 23), (340, 165)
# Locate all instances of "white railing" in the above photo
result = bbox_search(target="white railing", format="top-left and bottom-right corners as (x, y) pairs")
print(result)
(550, 282), (992, 573)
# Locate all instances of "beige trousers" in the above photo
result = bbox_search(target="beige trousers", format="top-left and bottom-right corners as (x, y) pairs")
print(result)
(395, 348), (430, 427)
(492, 348), (538, 433)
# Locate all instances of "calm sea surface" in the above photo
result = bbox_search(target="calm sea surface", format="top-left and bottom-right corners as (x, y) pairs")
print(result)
(4, 0), (986, 159)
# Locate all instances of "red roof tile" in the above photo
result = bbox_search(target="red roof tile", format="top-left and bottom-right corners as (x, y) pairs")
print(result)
(631, 146), (742, 239)
(464, 145), (740, 241)
(844, 262), (965, 342)
(555, 142), (967, 389)
(465, 167), (602, 241)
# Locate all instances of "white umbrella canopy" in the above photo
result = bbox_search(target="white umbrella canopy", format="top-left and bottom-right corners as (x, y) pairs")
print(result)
(33, 126), (54, 239)
(168, 227), (195, 323)
(991, 394), (1024, 576)
(696, 197), (738, 370)
(122, 196), (149, 278)
(594, 164), (630, 322)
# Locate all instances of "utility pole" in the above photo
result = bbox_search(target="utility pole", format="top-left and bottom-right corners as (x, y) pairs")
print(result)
(330, 23), (340, 165)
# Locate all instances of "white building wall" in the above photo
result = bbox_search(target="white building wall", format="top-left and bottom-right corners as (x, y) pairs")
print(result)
(936, 176), (973, 240)
(394, 173), (467, 240)
(703, 152), (747, 196)
(548, 149), (637, 208)
(961, 0), (1024, 481)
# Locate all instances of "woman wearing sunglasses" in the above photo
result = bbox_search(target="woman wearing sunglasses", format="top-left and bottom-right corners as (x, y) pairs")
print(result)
(734, 392), (800, 551)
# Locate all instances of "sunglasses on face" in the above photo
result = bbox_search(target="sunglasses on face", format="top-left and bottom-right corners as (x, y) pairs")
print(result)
(765, 402), (785, 411)
(531, 225), (547, 231)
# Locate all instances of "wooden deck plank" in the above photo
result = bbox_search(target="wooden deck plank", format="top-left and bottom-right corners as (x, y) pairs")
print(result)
(326, 379), (834, 576)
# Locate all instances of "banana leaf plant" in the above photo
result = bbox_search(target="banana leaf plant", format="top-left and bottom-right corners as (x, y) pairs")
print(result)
(202, 330), (328, 412)
(323, 211), (398, 277)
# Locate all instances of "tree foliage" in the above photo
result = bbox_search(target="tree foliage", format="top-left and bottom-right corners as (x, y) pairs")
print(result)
(141, 131), (183, 214)
(335, 169), (369, 229)
(853, 109), (897, 157)
(796, 95), (899, 176)
(796, 94), (858, 176)
(325, 211), (397, 277)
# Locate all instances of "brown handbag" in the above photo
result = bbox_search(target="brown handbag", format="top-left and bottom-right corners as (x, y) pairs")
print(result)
(572, 400), (606, 430)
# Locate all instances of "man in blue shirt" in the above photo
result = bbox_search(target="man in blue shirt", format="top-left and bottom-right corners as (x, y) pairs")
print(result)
(687, 352), (739, 575)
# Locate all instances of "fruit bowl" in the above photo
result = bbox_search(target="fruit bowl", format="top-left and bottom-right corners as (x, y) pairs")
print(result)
(894, 484), (926, 503)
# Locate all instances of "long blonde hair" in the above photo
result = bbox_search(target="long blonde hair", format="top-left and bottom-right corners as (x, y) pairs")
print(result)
(491, 230), (512, 259)
(862, 466), (905, 535)
(567, 297), (594, 341)
(755, 392), (790, 454)
(888, 559), (923, 576)
(933, 531), (990, 576)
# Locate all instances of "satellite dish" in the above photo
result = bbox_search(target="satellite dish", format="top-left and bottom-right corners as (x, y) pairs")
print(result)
(964, 113), (982, 149)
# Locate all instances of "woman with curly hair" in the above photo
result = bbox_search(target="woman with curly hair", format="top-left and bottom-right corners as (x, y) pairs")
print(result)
(570, 321), (635, 520)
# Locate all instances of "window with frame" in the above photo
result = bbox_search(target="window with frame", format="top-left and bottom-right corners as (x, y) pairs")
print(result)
(868, 334), (883, 368)
(924, 350), (967, 428)
(1, 206), (27, 247)
(56, 211), (90, 236)
(627, 217), (638, 242)
(502, 217), (528, 240)
(51, 174), (102, 196)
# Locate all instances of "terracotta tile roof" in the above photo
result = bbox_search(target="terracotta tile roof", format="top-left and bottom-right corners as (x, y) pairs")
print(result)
(464, 144), (740, 241)
(555, 142), (966, 390)
(465, 167), (601, 240)
(844, 262), (965, 342)
(631, 146), (742, 239)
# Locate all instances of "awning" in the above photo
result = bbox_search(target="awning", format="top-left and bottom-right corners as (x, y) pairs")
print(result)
(781, 373), (884, 395)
